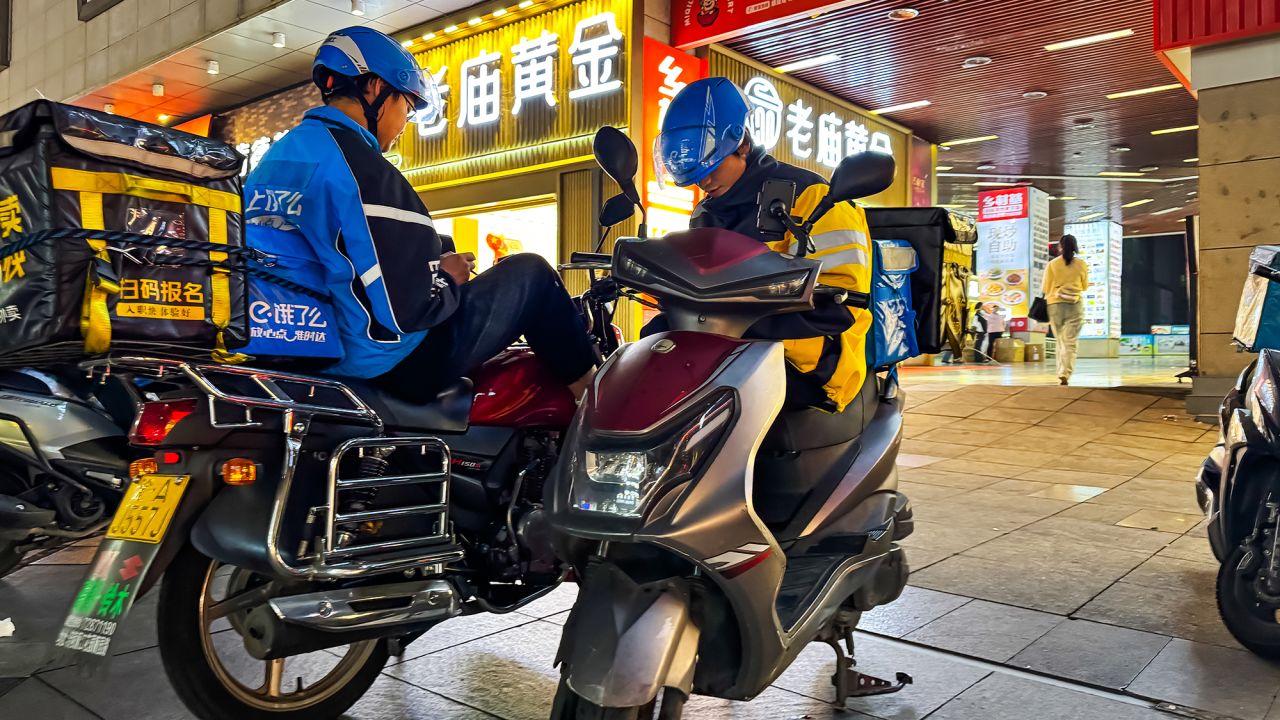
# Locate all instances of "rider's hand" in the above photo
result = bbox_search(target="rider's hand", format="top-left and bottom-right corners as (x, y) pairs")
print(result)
(440, 252), (476, 285)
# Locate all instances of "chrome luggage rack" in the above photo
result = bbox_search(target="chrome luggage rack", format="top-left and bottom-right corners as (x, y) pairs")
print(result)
(84, 355), (464, 580)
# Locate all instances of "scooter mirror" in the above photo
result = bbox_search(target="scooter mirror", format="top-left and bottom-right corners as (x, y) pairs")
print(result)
(593, 126), (643, 208)
(599, 193), (635, 228)
(828, 152), (897, 204)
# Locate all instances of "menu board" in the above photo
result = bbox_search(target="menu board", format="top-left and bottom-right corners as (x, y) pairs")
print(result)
(1065, 221), (1122, 339)
(977, 187), (1050, 319)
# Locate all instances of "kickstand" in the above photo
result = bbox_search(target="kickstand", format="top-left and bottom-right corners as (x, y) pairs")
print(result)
(825, 628), (912, 706)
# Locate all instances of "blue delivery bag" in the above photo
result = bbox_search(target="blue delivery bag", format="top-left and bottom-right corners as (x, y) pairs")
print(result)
(242, 225), (344, 361)
(871, 239), (920, 369)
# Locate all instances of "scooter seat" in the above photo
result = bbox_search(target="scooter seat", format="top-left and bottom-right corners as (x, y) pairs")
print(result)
(346, 378), (473, 433)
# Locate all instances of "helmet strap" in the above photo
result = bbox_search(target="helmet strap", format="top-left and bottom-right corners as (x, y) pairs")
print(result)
(358, 83), (396, 141)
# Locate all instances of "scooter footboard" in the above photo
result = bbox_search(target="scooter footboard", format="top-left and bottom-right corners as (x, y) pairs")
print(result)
(557, 561), (700, 708)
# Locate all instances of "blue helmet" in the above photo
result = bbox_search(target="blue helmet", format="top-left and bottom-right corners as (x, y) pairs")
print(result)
(313, 27), (442, 123)
(654, 77), (750, 187)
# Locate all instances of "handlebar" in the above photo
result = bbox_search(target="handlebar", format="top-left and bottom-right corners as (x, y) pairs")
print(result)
(570, 252), (611, 265)
(815, 285), (871, 309)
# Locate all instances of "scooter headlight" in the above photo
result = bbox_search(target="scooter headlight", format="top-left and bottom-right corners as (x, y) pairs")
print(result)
(574, 391), (735, 517)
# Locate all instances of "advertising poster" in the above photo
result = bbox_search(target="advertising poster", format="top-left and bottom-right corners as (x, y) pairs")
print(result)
(1065, 220), (1123, 339)
(976, 187), (1033, 317)
(673, 0), (868, 49)
(1120, 335), (1155, 356)
(1156, 334), (1192, 355)
(909, 136), (935, 207)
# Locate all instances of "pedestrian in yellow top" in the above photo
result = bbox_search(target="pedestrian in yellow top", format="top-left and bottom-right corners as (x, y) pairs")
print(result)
(1042, 234), (1090, 385)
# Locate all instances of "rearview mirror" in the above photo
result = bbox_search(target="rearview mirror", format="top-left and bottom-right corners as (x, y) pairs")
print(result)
(599, 193), (635, 228)
(828, 152), (897, 204)
(593, 126), (643, 208)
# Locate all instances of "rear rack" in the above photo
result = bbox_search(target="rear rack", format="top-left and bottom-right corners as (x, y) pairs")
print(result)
(84, 356), (462, 580)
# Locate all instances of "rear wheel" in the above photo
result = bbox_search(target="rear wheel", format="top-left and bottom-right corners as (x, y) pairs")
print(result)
(158, 543), (387, 720)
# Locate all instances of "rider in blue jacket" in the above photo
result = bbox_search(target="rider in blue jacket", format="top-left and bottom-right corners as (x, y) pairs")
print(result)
(244, 27), (595, 401)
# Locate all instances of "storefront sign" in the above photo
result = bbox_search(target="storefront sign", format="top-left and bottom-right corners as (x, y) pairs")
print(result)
(1065, 220), (1123, 340)
(708, 47), (911, 206)
(398, 0), (630, 185)
(909, 135), (935, 207)
(673, 0), (869, 49)
(978, 187), (1029, 222)
(976, 187), (1050, 318)
(640, 37), (707, 233)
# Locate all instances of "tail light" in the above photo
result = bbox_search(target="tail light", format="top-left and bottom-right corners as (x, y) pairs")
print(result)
(131, 399), (198, 446)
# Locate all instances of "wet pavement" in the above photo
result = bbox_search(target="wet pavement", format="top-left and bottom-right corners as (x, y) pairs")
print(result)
(4, 377), (1280, 719)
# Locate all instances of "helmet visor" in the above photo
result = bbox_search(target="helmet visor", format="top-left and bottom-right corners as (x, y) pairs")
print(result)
(653, 123), (740, 188)
(409, 69), (445, 125)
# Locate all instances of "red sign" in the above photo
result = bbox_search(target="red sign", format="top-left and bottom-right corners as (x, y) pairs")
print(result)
(978, 187), (1030, 222)
(1155, 0), (1280, 51)
(672, 0), (870, 49)
(640, 37), (707, 223)
(908, 136), (934, 207)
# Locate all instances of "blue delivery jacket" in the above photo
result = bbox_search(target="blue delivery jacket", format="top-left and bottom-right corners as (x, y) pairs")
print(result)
(243, 107), (458, 378)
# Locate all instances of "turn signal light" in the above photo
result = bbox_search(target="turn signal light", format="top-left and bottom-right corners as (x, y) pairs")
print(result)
(128, 458), (158, 479)
(131, 399), (198, 446)
(220, 458), (258, 486)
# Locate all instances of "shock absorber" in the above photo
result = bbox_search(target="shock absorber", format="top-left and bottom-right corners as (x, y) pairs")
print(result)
(336, 446), (393, 548)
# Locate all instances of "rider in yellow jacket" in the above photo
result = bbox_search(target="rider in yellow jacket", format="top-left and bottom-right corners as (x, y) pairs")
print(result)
(654, 77), (872, 412)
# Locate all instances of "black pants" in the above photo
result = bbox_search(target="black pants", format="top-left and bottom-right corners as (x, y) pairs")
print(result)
(378, 254), (596, 403)
(980, 330), (1002, 359)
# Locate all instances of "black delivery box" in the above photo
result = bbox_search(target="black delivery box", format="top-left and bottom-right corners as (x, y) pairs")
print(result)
(865, 207), (977, 355)
(0, 100), (248, 365)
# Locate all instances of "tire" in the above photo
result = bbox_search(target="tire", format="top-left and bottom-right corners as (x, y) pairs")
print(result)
(158, 543), (388, 720)
(1217, 545), (1280, 660)
(0, 540), (20, 578)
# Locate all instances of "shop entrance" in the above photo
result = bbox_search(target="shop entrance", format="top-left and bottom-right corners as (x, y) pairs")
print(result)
(432, 196), (559, 274)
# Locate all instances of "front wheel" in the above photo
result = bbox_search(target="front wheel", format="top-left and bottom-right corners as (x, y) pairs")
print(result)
(1217, 544), (1280, 659)
(550, 679), (683, 720)
(158, 543), (387, 720)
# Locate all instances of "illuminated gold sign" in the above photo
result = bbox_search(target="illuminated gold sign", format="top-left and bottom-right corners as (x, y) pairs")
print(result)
(398, 0), (630, 187)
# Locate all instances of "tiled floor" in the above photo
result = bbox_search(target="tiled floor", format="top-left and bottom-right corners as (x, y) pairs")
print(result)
(4, 370), (1280, 719)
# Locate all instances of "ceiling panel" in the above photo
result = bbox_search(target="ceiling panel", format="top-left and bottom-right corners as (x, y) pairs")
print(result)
(725, 0), (1200, 233)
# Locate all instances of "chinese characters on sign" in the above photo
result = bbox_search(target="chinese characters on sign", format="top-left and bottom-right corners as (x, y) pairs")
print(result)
(977, 187), (1029, 222)
(414, 11), (626, 138)
(740, 75), (895, 170)
(641, 37), (708, 233)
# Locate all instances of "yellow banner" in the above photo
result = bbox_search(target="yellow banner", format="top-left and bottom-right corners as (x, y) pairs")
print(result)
(116, 303), (206, 321)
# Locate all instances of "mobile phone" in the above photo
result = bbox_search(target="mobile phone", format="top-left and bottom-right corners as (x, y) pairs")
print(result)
(756, 179), (797, 240)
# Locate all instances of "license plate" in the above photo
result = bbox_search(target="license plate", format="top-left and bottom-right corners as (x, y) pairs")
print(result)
(105, 474), (189, 543)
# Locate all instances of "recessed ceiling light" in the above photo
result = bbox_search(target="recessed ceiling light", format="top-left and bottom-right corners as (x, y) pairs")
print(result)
(272, 32), (286, 48)
(1184, 157), (1199, 163)
(1099, 171), (1144, 177)
(1139, 165), (1159, 172)
(493, 7), (508, 16)
(1053, 196), (1078, 201)
(443, 24), (459, 33)
(775, 54), (841, 73)
(350, 0), (365, 16)
(976, 163), (996, 170)
(869, 99), (931, 115)
(157, 114), (170, 123)
(206, 60), (220, 75)
(941, 135), (998, 147)
(1111, 145), (1131, 153)
(1044, 29), (1134, 52)
(152, 83), (164, 97)
(1022, 90), (1048, 99)
(468, 17), (482, 25)
(888, 7), (920, 20)
(422, 32), (437, 40)
(1072, 117), (1096, 130)
(1151, 206), (1184, 215)
(1076, 212), (1106, 221)
(1187, 190), (1198, 196)
(401, 39), (414, 47)
(1122, 198), (1154, 208)
(1106, 83), (1183, 100)
(936, 165), (953, 171)
(1151, 125), (1198, 135)
(518, 0), (534, 7)
(962, 56), (992, 69)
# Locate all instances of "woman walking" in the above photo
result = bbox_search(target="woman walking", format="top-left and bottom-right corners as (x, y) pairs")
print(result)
(1043, 234), (1090, 385)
